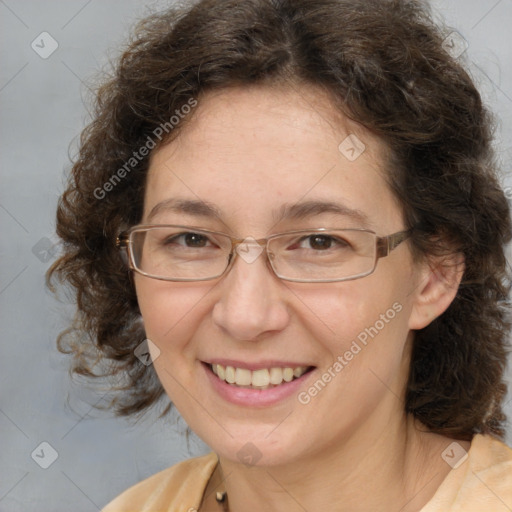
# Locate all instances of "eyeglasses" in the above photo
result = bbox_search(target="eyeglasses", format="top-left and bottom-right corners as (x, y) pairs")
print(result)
(116, 224), (412, 283)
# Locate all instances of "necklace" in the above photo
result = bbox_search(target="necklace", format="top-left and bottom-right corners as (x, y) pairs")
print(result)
(215, 490), (228, 511)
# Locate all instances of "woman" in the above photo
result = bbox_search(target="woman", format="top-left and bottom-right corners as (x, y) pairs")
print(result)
(48, 0), (512, 510)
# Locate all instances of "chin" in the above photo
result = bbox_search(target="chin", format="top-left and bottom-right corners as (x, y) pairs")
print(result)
(194, 421), (313, 467)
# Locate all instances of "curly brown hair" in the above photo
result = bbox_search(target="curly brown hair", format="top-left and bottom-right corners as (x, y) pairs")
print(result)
(47, 0), (512, 440)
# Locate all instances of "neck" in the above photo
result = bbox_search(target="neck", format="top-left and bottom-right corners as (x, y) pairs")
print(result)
(210, 414), (465, 512)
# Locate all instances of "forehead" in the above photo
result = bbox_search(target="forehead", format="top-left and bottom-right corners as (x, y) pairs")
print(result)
(144, 85), (403, 233)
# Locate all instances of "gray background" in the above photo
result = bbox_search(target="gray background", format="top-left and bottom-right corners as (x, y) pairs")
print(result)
(1, 1), (511, 511)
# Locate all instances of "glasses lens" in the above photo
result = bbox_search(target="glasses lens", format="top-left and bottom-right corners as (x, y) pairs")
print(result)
(130, 227), (231, 280)
(268, 229), (377, 281)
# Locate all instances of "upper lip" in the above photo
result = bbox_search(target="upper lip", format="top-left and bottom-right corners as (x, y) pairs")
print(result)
(204, 359), (315, 371)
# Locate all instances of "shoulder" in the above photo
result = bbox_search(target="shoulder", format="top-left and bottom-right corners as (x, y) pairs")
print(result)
(422, 434), (512, 512)
(102, 452), (218, 512)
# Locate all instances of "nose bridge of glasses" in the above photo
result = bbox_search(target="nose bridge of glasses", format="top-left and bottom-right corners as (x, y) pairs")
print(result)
(230, 236), (268, 251)
(229, 236), (270, 269)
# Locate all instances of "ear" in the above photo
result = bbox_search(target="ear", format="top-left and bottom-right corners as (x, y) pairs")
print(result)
(408, 252), (465, 330)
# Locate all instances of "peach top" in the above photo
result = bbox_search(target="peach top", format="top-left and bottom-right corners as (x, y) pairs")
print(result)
(103, 434), (512, 512)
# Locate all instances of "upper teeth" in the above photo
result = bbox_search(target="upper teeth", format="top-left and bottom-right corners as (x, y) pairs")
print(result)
(211, 364), (309, 388)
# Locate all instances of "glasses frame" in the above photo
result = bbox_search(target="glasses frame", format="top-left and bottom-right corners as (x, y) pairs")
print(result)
(116, 224), (413, 283)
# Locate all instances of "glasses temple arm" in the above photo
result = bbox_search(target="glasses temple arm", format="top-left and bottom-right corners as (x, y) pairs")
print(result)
(376, 229), (413, 258)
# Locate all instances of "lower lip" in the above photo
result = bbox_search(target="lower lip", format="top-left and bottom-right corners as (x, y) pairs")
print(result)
(202, 362), (315, 407)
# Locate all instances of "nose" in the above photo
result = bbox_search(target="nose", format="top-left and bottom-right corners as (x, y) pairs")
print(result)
(211, 248), (290, 341)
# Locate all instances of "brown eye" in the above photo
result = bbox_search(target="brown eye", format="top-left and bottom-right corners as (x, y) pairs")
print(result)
(165, 232), (212, 248)
(183, 233), (209, 247)
(294, 234), (350, 251)
(307, 235), (333, 250)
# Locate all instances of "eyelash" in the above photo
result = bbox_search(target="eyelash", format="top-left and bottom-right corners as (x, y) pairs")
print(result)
(164, 232), (351, 252)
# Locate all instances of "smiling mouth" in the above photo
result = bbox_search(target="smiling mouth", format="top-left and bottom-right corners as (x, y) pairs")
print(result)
(209, 363), (315, 389)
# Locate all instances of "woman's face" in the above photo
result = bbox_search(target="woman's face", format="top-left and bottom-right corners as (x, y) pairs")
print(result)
(135, 85), (427, 466)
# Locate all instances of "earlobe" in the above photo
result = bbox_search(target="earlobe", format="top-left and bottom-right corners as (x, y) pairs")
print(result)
(408, 253), (465, 330)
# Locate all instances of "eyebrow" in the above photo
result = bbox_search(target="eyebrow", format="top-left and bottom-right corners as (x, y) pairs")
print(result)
(273, 200), (372, 228)
(146, 197), (372, 228)
(146, 198), (222, 222)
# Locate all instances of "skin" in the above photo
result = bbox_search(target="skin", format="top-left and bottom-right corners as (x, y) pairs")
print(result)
(134, 84), (467, 512)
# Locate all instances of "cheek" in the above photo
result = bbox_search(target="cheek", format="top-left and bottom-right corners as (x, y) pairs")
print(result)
(293, 285), (411, 419)
(293, 277), (405, 343)
(134, 279), (217, 408)
(135, 278), (214, 354)
(291, 270), (412, 399)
